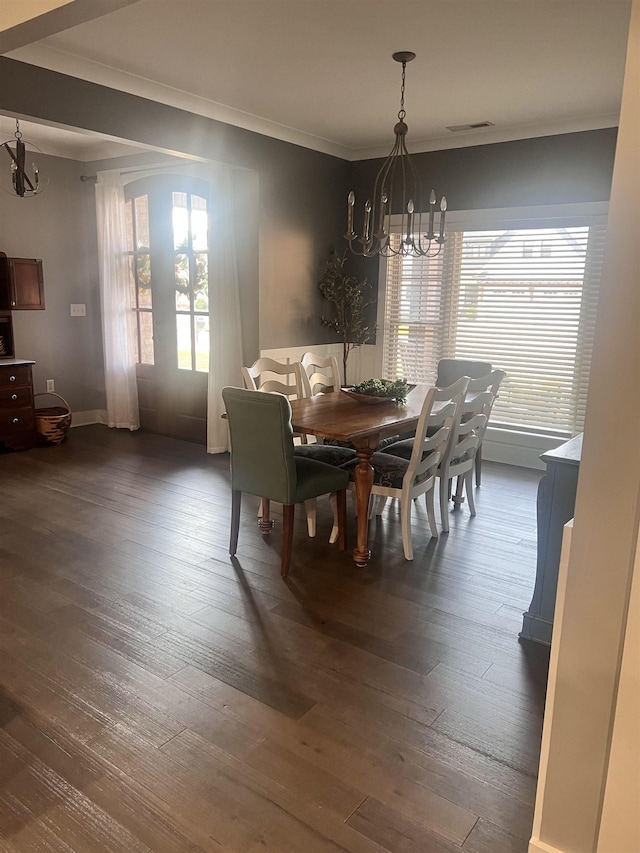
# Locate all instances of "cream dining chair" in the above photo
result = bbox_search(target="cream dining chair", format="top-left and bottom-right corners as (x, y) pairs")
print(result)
(345, 378), (469, 560)
(435, 358), (493, 485)
(299, 352), (341, 397)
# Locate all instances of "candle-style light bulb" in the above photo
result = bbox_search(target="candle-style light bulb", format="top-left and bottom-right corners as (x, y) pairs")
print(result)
(428, 189), (436, 237)
(363, 200), (372, 242)
(406, 199), (415, 245)
(377, 190), (388, 237)
(346, 190), (355, 236)
(438, 195), (447, 242)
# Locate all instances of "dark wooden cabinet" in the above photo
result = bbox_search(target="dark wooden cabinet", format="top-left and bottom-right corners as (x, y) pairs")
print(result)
(0, 254), (45, 310)
(520, 433), (583, 645)
(0, 359), (37, 451)
(0, 311), (14, 358)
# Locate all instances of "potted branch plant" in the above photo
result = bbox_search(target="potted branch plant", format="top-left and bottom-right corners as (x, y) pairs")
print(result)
(319, 249), (377, 386)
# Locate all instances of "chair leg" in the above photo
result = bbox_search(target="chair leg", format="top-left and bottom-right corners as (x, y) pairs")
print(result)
(439, 478), (450, 533)
(400, 496), (414, 560)
(426, 487), (438, 538)
(452, 474), (465, 505)
(336, 489), (347, 551)
(328, 493), (339, 544)
(475, 443), (482, 486)
(465, 468), (477, 516)
(230, 490), (241, 555)
(281, 504), (295, 577)
(375, 495), (388, 516)
(258, 499), (274, 533)
(304, 498), (317, 538)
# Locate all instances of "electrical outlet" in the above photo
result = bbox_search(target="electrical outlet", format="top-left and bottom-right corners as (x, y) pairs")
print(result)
(46, 379), (55, 392)
(70, 303), (86, 316)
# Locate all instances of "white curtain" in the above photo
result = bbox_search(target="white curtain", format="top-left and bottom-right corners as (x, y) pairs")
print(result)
(207, 165), (244, 452)
(95, 171), (140, 430)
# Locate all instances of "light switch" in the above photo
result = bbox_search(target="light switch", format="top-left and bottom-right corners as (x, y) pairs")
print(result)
(70, 303), (86, 316)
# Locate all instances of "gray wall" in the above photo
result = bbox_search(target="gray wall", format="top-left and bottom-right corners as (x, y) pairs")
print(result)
(0, 57), (619, 415)
(0, 57), (349, 359)
(347, 128), (619, 291)
(0, 151), (104, 410)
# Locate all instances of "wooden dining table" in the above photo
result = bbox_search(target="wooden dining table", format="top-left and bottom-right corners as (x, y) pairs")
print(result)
(289, 385), (434, 567)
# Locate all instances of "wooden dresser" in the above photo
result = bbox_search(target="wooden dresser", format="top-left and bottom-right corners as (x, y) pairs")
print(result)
(0, 359), (37, 451)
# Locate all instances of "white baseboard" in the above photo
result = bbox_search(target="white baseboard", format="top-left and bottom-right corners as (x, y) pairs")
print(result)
(483, 427), (566, 471)
(70, 409), (107, 427)
(528, 838), (565, 853)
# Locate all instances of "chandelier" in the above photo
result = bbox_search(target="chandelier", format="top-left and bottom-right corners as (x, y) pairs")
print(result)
(344, 52), (446, 258)
(2, 120), (43, 198)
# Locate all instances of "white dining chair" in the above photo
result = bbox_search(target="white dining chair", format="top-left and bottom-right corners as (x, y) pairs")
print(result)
(351, 378), (469, 559)
(299, 352), (341, 397)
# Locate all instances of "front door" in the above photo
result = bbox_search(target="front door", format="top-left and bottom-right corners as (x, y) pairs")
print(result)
(125, 175), (210, 442)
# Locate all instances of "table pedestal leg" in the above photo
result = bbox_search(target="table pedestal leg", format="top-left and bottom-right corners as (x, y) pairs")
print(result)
(352, 445), (375, 567)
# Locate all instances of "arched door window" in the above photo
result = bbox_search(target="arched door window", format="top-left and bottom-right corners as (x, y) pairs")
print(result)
(124, 174), (210, 441)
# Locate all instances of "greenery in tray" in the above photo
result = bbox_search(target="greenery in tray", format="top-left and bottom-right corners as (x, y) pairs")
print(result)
(350, 378), (410, 403)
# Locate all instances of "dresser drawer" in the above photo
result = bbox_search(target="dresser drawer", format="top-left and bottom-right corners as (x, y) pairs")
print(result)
(0, 385), (33, 409)
(0, 364), (32, 389)
(0, 406), (35, 431)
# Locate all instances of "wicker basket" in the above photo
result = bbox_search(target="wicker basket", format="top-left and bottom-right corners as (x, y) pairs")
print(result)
(34, 392), (72, 445)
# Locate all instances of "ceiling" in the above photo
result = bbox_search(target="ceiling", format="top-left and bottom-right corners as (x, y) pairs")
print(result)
(1, 0), (633, 162)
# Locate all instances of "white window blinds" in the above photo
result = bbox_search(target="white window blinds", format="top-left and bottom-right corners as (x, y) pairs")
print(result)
(381, 210), (607, 436)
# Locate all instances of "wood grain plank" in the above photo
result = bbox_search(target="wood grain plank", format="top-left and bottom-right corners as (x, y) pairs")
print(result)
(462, 817), (529, 853)
(0, 425), (546, 853)
(347, 796), (465, 853)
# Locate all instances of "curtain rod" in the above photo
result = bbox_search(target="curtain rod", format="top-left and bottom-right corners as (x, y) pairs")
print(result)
(80, 162), (194, 182)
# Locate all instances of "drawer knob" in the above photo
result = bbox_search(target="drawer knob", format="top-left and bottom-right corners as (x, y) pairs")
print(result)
(12, 417), (19, 424)
(9, 375), (16, 382)
(11, 393), (18, 400)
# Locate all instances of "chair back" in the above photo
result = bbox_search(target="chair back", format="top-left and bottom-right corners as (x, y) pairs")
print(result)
(442, 389), (493, 470)
(450, 412), (488, 467)
(299, 352), (341, 397)
(466, 368), (506, 398)
(405, 377), (469, 488)
(436, 358), (492, 388)
(222, 386), (297, 505)
(242, 357), (304, 401)
(465, 369), (506, 441)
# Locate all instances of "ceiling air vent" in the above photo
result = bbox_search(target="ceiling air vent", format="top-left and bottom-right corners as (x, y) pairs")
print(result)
(446, 121), (495, 132)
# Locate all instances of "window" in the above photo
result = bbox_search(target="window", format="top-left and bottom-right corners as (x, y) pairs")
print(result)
(173, 190), (210, 372)
(125, 178), (210, 373)
(125, 194), (154, 365)
(381, 207), (607, 436)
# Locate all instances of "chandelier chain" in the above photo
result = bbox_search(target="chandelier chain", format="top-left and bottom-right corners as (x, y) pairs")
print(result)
(398, 62), (407, 121)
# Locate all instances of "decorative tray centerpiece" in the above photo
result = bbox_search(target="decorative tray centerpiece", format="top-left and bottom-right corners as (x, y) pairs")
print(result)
(341, 378), (412, 405)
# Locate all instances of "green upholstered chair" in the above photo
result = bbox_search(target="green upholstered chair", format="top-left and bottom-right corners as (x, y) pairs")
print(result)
(222, 386), (349, 577)
(435, 358), (493, 387)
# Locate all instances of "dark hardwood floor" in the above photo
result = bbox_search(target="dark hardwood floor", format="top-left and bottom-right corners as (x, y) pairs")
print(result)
(0, 425), (549, 852)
